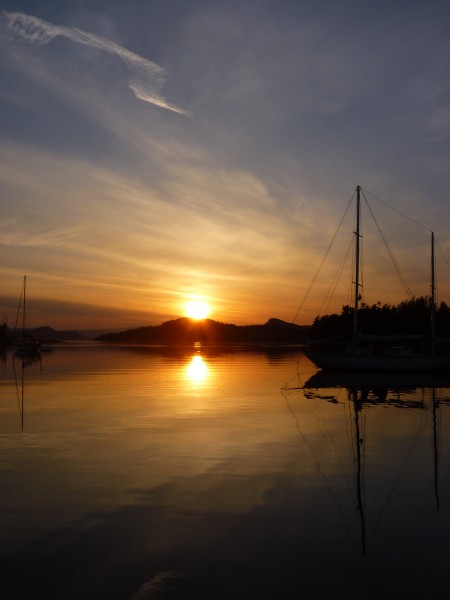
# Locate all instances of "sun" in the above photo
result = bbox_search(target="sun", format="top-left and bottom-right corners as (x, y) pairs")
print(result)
(185, 300), (210, 320)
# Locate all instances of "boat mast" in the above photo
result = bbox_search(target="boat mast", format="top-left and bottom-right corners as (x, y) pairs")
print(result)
(353, 186), (361, 339)
(22, 275), (26, 341)
(431, 232), (436, 355)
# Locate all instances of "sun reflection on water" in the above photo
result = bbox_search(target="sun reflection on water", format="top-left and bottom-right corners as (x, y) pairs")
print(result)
(186, 354), (208, 383)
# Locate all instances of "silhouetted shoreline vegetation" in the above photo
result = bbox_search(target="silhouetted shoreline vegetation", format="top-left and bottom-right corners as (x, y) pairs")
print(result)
(309, 296), (450, 340)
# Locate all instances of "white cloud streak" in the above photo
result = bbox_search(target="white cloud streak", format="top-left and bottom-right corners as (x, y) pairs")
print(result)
(0, 10), (190, 115)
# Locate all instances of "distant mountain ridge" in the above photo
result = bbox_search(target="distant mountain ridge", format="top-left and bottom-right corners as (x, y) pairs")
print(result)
(95, 317), (309, 345)
(26, 326), (89, 341)
(2, 325), (141, 345)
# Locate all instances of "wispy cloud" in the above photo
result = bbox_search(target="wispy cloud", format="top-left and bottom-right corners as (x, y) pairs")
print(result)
(0, 10), (190, 115)
(131, 571), (185, 600)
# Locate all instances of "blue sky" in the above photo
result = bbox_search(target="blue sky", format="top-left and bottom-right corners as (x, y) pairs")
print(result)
(1, 0), (450, 328)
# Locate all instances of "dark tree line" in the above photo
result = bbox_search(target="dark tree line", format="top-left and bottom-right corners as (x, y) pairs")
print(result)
(309, 296), (450, 339)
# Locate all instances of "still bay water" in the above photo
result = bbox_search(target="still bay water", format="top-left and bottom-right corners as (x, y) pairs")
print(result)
(1, 343), (450, 599)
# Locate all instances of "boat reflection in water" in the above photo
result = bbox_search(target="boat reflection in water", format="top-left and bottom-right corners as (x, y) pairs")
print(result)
(303, 370), (450, 408)
(12, 352), (42, 432)
(282, 368), (449, 557)
(2, 346), (450, 597)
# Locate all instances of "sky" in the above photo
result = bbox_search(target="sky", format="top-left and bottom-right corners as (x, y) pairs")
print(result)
(1, 0), (450, 330)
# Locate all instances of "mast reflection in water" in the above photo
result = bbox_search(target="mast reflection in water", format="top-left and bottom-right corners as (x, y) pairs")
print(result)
(289, 368), (448, 558)
(0, 346), (450, 599)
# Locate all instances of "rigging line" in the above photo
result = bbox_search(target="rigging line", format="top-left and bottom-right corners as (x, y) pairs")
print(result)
(14, 279), (25, 333)
(362, 188), (432, 233)
(435, 264), (440, 307)
(319, 235), (354, 317)
(362, 192), (414, 299)
(300, 387), (354, 489)
(292, 190), (356, 323)
(281, 389), (359, 550)
(281, 352), (307, 390)
(377, 399), (442, 545)
(368, 403), (428, 553)
(307, 389), (354, 493)
(380, 494), (441, 549)
(436, 240), (450, 273)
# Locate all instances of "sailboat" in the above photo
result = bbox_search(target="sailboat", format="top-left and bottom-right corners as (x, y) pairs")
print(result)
(303, 186), (450, 372)
(13, 275), (41, 357)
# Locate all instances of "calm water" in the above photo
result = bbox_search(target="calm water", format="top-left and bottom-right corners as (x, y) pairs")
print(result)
(1, 344), (450, 599)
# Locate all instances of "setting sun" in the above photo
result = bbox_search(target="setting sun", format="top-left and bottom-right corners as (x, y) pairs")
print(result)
(185, 300), (210, 320)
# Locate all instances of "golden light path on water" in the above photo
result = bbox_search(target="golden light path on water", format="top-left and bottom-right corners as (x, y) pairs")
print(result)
(2, 344), (450, 600)
(186, 354), (208, 383)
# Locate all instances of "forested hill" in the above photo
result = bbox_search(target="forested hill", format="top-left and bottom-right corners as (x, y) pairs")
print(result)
(95, 317), (309, 345)
(309, 296), (450, 339)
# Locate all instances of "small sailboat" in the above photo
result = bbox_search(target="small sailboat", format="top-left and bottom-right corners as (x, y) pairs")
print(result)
(303, 186), (450, 372)
(13, 275), (41, 357)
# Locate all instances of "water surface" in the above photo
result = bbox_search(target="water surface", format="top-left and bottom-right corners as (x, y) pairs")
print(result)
(1, 344), (450, 599)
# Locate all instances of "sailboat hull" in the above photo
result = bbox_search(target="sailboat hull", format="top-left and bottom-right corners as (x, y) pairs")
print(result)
(303, 347), (450, 372)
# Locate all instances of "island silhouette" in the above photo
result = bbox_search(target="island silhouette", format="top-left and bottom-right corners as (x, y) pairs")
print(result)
(5, 295), (448, 347)
(94, 317), (309, 345)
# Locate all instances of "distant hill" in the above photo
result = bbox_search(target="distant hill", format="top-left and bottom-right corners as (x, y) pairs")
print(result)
(27, 326), (90, 342)
(95, 317), (309, 345)
(3, 325), (125, 345)
(74, 328), (125, 339)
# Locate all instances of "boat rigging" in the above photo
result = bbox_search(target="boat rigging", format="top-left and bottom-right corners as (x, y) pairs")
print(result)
(303, 186), (450, 372)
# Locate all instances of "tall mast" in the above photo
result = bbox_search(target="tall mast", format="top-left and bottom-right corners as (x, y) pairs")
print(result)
(431, 232), (436, 355)
(22, 275), (26, 340)
(353, 186), (361, 339)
